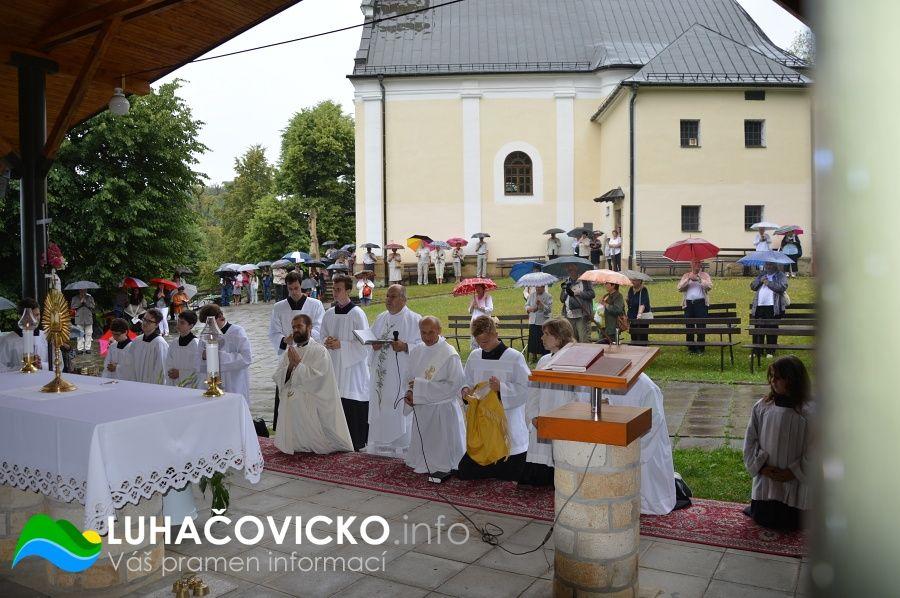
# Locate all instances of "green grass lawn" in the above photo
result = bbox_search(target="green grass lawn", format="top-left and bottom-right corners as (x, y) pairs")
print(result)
(358, 275), (815, 384)
(673, 447), (751, 503)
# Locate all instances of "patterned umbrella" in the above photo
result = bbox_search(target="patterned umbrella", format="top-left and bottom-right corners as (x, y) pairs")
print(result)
(774, 225), (804, 235)
(64, 280), (100, 290)
(737, 251), (794, 267)
(541, 256), (593, 278)
(452, 277), (497, 296)
(430, 240), (452, 250)
(515, 272), (558, 288)
(120, 277), (148, 288)
(663, 238), (719, 262)
(446, 237), (468, 247)
(385, 242), (405, 250)
(579, 269), (633, 286)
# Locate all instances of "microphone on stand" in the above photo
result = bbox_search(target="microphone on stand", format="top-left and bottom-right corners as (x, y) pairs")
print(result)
(393, 331), (399, 342)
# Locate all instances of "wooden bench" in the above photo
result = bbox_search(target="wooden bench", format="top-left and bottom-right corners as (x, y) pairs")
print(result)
(496, 256), (546, 278)
(744, 319), (815, 372)
(446, 315), (471, 350)
(636, 251), (709, 276)
(713, 247), (752, 276)
(649, 303), (738, 318)
(445, 314), (529, 351)
(624, 316), (741, 371)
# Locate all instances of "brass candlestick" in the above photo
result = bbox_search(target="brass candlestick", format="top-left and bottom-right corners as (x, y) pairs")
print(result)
(202, 373), (225, 398)
(38, 289), (76, 393)
(172, 573), (209, 597)
(20, 353), (38, 374)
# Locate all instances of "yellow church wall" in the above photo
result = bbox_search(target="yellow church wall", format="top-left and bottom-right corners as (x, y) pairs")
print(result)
(573, 97), (608, 239)
(353, 99), (367, 256)
(593, 92), (631, 255)
(632, 88), (812, 255)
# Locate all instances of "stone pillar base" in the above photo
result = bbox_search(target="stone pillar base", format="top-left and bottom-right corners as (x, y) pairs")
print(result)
(552, 439), (641, 597)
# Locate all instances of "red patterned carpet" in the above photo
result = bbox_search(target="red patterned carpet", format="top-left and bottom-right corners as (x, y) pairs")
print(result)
(259, 438), (806, 557)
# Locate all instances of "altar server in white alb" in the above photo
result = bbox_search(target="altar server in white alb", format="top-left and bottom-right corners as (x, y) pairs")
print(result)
(321, 274), (372, 451)
(403, 317), (466, 475)
(268, 271), (325, 429)
(0, 298), (50, 372)
(196, 304), (252, 404)
(165, 310), (200, 388)
(123, 308), (168, 385)
(102, 318), (132, 379)
(273, 314), (354, 454)
(457, 315), (532, 481)
(520, 318), (590, 486)
(367, 284), (422, 456)
(605, 373), (676, 515)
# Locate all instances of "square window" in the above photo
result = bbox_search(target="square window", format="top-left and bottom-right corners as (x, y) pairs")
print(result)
(744, 205), (764, 230)
(681, 205), (701, 232)
(745, 120), (765, 147)
(745, 90), (766, 101)
(680, 120), (700, 147)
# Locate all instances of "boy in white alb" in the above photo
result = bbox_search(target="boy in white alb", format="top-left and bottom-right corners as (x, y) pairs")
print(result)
(166, 310), (200, 388)
(102, 318), (132, 379)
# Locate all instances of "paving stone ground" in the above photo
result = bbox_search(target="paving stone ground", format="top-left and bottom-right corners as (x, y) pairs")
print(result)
(220, 301), (766, 450)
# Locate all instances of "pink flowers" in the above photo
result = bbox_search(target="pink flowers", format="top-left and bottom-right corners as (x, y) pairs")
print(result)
(40, 242), (67, 271)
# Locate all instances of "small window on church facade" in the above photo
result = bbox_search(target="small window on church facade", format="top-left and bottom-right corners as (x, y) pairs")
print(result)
(504, 151), (533, 195)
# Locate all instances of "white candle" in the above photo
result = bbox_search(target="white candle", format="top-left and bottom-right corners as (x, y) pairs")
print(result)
(206, 341), (219, 376)
(23, 332), (34, 356)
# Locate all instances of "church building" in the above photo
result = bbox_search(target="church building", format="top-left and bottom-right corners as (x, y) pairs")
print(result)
(350, 0), (811, 268)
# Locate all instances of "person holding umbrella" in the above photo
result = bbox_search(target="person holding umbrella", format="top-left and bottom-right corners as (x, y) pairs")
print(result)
(474, 235), (489, 277)
(545, 230), (562, 260)
(589, 231), (603, 268)
(430, 242), (449, 284)
(779, 228), (803, 277)
(560, 263), (595, 342)
(415, 242), (431, 285)
(608, 228), (623, 271)
(518, 272), (555, 361)
(69, 286), (96, 354)
(125, 287), (148, 333)
(625, 272), (653, 343)
(577, 231), (591, 260)
(388, 248), (403, 285)
(751, 262), (789, 358)
(262, 268), (273, 302)
(450, 244), (464, 280)
(677, 261), (713, 354)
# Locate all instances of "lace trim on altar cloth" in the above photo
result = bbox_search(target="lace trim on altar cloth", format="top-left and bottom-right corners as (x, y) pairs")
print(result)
(2, 448), (265, 535)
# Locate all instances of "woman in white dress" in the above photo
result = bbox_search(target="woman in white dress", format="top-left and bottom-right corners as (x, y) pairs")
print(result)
(520, 318), (590, 486)
(388, 250), (403, 285)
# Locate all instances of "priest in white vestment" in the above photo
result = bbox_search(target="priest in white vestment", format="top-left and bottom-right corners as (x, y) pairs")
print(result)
(268, 271), (325, 429)
(521, 318), (590, 486)
(102, 318), (132, 379)
(274, 314), (354, 454)
(122, 308), (168, 385)
(457, 315), (532, 480)
(403, 317), (466, 474)
(196, 304), (252, 404)
(321, 274), (371, 451)
(165, 311), (200, 388)
(605, 373), (676, 515)
(367, 285), (422, 456)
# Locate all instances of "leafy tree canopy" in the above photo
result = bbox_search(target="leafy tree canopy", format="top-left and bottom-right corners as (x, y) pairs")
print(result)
(220, 145), (274, 244)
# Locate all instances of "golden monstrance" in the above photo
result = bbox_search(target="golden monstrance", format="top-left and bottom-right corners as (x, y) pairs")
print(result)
(40, 289), (77, 393)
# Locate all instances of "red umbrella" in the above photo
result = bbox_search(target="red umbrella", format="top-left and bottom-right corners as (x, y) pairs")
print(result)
(452, 277), (497, 296)
(149, 278), (178, 290)
(120, 277), (148, 288)
(447, 237), (468, 247)
(663, 239), (719, 262)
(385, 242), (405, 250)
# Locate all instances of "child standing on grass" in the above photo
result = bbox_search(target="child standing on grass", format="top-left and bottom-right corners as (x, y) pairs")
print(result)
(743, 355), (813, 531)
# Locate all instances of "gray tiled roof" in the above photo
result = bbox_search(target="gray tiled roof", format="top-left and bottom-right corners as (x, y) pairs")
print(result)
(624, 24), (809, 84)
(352, 0), (806, 77)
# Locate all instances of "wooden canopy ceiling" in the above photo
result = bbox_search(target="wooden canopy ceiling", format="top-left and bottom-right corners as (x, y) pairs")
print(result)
(1, 0), (302, 167)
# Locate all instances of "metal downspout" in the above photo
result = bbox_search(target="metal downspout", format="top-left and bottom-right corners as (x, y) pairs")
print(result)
(378, 75), (388, 288)
(628, 84), (638, 270)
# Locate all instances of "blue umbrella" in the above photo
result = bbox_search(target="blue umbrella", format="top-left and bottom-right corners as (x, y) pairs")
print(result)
(283, 251), (312, 263)
(542, 256), (593, 279)
(509, 260), (545, 282)
(737, 251), (794, 267)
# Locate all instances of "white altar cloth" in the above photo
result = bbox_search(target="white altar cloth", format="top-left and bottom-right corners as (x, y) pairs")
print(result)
(0, 371), (264, 534)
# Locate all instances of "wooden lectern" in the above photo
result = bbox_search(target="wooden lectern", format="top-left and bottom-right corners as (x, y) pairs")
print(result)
(530, 344), (659, 597)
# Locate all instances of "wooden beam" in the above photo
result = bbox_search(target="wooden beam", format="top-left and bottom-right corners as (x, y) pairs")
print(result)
(43, 18), (122, 159)
(34, 0), (187, 50)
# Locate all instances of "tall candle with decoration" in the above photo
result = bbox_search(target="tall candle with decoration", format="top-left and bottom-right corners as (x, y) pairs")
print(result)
(201, 316), (225, 397)
(18, 308), (39, 373)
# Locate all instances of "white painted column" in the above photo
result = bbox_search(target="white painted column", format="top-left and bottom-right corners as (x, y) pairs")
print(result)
(362, 93), (384, 246)
(461, 91), (482, 248)
(555, 91), (576, 232)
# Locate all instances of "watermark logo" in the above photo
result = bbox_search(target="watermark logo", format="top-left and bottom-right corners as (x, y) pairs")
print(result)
(12, 514), (102, 573)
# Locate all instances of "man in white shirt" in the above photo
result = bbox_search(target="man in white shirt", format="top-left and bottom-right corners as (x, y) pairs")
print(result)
(416, 245), (431, 285)
(321, 274), (372, 451)
(546, 233), (561, 260)
(457, 316), (531, 480)
(362, 248), (377, 273)
(196, 304), (252, 404)
(268, 271), (325, 429)
(404, 317), (466, 475)
(273, 314), (354, 455)
(475, 239), (488, 277)
(367, 285), (422, 456)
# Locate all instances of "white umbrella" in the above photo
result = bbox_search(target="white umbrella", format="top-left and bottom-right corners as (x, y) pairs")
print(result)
(750, 221), (780, 230)
(0, 296), (15, 310)
(182, 283), (198, 300)
(515, 272), (558, 288)
(64, 280), (100, 290)
(238, 263), (257, 272)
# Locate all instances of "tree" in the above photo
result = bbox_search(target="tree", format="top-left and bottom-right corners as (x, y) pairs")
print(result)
(276, 100), (355, 256)
(788, 30), (815, 63)
(220, 145), (274, 250)
(0, 81), (206, 302)
(239, 194), (309, 261)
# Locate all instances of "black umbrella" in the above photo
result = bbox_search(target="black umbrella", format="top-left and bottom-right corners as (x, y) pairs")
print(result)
(327, 263), (349, 271)
(471, 232), (491, 239)
(542, 256), (594, 278)
(567, 226), (593, 238)
(360, 243), (380, 249)
(256, 260), (273, 268)
(305, 260), (325, 268)
(543, 228), (566, 235)
(340, 244), (355, 253)
(322, 240), (338, 247)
